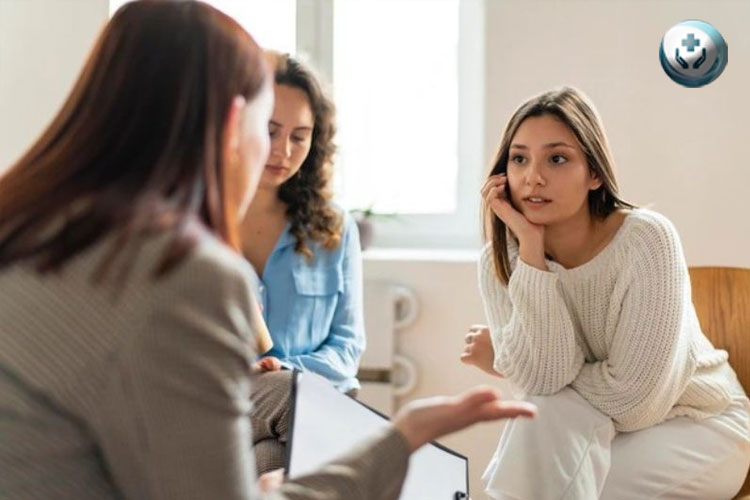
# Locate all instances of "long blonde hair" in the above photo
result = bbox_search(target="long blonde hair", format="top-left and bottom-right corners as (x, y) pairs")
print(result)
(484, 87), (635, 284)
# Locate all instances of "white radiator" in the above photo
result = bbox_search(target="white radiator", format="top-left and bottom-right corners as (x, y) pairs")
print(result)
(357, 281), (419, 416)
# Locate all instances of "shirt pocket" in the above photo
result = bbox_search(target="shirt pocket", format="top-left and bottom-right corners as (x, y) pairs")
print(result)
(291, 265), (343, 348)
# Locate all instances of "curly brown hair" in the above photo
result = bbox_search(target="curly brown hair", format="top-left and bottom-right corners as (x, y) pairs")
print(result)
(266, 52), (342, 260)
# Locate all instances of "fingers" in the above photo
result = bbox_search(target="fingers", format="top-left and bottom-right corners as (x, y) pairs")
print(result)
(465, 324), (489, 343)
(461, 326), (491, 366)
(486, 187), (516, 224)
(488, 190), (522, 227)
(480, 400), (537, 421)
(483, 175), (524, 230)
(481, 173), (507, 193)
(481, 175), (508, 202)
(459, 344), (475, 364)
(259, 358), (273, 370)
(265, 356), (282, 371)
(461, 327), (477, 364)
(457, 386), (537, 422)
(252, 356), (283, 373)
(460, 336), (480, 364)
(257, 468), (285, 493)
(454, 388), (536, 427)
(464, 326), (489, 344)
(456, 386), (501, 407)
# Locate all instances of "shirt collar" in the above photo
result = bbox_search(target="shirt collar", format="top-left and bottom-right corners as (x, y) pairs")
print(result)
(275, 222), (296, 251)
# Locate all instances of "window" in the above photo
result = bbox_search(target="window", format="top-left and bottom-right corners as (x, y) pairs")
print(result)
(109, 0), (485, 248)
(303, 0), (486, 248)
(333, 0), (459, 215)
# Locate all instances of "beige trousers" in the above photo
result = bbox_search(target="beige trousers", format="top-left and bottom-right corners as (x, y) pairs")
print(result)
(251, 370), (293, 475)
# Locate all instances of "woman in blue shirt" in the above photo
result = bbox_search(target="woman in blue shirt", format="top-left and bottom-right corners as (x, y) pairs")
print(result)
(240, 52), (364, 394)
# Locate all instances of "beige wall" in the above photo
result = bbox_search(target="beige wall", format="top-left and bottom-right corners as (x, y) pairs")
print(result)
(384, 2), (750, 498)
(0, 0), (108, 169)
(485, 0), (750, 267)
(363, 255), (503, 500)
(2, 0), (747, 265)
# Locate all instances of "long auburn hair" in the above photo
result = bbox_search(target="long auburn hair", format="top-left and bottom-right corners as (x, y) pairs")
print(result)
(484, 87), (635, 284)
(0, 0), (268, 279)
(266, 52), (342, 261)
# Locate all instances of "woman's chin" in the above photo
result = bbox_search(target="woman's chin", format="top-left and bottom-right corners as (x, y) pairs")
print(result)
(258, 175), (285, 190)
(520, 210), (552, 226)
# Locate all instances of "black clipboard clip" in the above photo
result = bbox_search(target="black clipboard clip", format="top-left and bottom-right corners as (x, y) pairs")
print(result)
(454, 492), (467, 500)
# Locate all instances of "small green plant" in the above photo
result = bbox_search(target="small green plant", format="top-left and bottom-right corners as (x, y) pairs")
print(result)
(349, 204), (400, 221)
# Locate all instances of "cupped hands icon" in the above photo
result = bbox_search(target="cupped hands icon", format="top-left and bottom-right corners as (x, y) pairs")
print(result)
(674, 47), (707, 70)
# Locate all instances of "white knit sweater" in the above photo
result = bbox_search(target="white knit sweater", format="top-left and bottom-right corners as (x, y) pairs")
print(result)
(478, 208), (736, 432)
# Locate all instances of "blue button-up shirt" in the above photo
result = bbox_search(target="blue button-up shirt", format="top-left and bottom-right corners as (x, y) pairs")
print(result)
(253, 211), (365, 392)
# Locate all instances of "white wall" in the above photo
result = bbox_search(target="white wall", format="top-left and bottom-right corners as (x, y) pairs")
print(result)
(0, 0), (108, 169)
(364, 254), (503, 500)
(3, 0), (747, 259)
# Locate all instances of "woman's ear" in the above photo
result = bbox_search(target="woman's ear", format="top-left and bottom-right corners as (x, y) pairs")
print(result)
(588, 169), (603, 191)
(222, 96), (247, 168)
(220, 96), (248, 251)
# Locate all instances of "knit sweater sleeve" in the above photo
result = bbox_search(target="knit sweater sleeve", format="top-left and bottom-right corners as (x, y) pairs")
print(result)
(478, 244), (584, 395)
(571, 214), (695, 432)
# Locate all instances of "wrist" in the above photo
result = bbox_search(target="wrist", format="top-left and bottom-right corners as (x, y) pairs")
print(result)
(518, 241), (547, 271)
(393, 416), (427, 453)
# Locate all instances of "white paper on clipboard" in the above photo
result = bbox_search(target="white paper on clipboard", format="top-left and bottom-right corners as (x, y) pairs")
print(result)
(286, 371), (469, 500)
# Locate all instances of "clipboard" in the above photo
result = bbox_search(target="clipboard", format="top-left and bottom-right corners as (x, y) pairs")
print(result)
(285, 370), (469, 500)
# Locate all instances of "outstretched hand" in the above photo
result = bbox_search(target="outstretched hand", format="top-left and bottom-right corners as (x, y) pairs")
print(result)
(393, 386), (536, 452)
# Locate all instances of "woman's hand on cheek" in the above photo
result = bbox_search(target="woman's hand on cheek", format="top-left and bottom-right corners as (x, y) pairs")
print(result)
(482, 174), (547, 270)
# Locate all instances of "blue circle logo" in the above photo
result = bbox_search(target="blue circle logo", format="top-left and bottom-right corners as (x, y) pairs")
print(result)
(659, 20), (728, 88)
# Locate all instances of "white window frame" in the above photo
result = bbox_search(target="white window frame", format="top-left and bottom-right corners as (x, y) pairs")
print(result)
(297, 0), (486, 249)
(109, 0), (487, 249)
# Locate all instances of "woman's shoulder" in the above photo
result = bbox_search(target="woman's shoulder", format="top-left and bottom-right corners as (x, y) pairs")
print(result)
(624, 207), (678, 232)
(613, 208), (688, 281)
(331, 203), (356, 232)
(620, 208), (682, 254)
(318, 203), (359, 250)
(293, 204), (358, 269)
(151, 221), (256, 296)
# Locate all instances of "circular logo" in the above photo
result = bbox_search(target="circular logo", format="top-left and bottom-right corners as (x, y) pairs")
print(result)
(659, 20), (728, 88)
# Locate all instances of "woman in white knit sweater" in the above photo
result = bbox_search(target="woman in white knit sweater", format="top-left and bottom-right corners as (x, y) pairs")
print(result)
(461, 87), (750, 499)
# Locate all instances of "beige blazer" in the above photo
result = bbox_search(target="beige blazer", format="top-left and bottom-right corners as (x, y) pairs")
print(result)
(0, 224), (408, 499)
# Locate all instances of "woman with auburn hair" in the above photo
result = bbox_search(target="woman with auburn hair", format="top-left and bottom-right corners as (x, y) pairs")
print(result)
(461, 87), (750, 499)
(240, 52), (365, 395)
(0, 2), (536, 499)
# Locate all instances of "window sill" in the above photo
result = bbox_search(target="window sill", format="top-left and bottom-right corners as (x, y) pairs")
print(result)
(362, 247), (480, 263)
